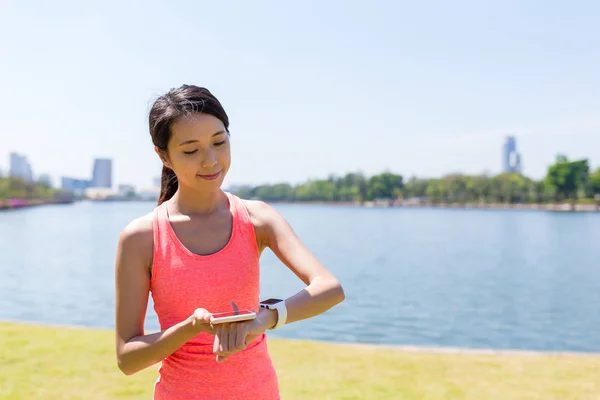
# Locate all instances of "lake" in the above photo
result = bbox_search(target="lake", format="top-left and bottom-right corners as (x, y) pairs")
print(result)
(1, 200), (600, 353)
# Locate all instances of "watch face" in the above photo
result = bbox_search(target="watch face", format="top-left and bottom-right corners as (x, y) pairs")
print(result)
(261, 298), (283, 305)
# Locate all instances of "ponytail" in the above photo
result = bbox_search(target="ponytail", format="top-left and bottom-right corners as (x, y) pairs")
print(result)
(158, 165), (178, 205)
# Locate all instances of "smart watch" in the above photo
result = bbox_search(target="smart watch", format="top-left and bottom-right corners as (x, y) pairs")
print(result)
(259, 298), (287, 330)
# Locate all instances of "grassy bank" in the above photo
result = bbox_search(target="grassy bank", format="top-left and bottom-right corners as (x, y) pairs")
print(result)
(1, 322), (599, 399)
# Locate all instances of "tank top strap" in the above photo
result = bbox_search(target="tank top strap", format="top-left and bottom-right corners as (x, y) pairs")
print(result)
(154, 201), (170, 231)
(225, 192), (259, 253)
(151, 202), (170, 272)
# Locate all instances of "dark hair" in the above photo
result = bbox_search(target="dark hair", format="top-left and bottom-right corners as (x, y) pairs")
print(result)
(148, 85), (230, 205)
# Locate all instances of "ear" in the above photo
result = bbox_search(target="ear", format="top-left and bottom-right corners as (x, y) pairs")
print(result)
(154, 147), (173, 170)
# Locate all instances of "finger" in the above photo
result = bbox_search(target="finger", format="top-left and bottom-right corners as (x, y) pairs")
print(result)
(236, 325), (247, 350)
(200, 310), (211, 324)
(220, 325), (228, 353)
(213, 325), (223, 354)
(228, 323), (236, 353)
(213, 327), (219, 354)
(216, 354), (226, 363)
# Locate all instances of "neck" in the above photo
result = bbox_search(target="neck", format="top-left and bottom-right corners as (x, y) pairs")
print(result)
(170, 186), (227, 216)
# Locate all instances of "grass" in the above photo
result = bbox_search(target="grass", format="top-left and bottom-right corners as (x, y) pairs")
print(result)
(1, 321), (599, 399)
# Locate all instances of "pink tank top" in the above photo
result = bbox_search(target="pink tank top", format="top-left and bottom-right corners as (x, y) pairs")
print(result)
(150, 192), (280, 400)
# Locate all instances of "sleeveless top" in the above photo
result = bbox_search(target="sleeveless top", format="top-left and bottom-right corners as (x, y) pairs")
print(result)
(150, 192), (280, 400)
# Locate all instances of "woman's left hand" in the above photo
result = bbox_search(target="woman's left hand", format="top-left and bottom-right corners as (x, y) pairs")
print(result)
(212, 308), (276, 363)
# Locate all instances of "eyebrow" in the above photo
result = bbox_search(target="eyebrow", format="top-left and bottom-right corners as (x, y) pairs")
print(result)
(178, 130), (226, 146)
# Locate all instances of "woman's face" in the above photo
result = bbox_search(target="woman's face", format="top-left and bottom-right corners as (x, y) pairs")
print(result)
(159, 112), (231, 192)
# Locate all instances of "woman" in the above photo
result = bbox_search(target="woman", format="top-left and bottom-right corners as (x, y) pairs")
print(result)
(114, 84), (345, 399)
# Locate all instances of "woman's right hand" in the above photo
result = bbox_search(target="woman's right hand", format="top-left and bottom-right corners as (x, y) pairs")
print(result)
(190, 308), (216, 334)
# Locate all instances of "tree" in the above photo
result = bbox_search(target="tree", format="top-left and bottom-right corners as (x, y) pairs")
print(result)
(545, 155), (590, 201)
(425, 179), (447, 203)
(366, 172), (403, 201)
(403, 176), (429, 199)
(589, 167), (600, 192)
(337, 172), (367, 202)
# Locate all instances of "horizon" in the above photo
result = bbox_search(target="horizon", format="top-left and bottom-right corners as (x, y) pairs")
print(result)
(4, 140), (599, 190)
(2, 1), (600, 189)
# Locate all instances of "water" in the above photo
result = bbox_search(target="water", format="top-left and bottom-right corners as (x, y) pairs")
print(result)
(1, 201), (600, 353)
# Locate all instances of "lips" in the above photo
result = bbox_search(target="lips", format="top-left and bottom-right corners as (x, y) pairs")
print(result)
(197, 171), (221, 180)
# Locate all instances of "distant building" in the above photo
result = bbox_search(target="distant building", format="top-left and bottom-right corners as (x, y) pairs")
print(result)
(502, 136), (522, 174)
(38, 174), (53, 188)
(9, 152), (33, 183)
(118, 184), (136, 197)
(61, 177), (92, 195)
(84, 187), (116, 200)
(92, 158), (112, 188)
(138, 187), (160, 201)
(152, 176), (161, 187)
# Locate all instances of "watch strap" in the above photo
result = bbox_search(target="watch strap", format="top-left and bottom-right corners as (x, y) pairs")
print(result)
(260, 299), (287, 330)
(271, 300), (287, 330)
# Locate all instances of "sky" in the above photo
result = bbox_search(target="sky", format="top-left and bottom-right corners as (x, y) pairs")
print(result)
(1, 0), (600, 189)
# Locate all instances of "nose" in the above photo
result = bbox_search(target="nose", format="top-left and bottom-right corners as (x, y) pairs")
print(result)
(201, 149), (218, 169)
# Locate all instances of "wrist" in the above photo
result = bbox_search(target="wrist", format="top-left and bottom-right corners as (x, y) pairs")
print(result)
(258, 308), (278, 331)
(259, 298), (287, 330)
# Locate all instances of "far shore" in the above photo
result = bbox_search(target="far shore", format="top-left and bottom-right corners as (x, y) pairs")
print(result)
(3, 196), (599, 213)
(265, 199), (600, 212)
(0, 198), (74, 210)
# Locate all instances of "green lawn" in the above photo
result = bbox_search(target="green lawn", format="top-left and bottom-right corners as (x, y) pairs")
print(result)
(1, 321), (599, 399)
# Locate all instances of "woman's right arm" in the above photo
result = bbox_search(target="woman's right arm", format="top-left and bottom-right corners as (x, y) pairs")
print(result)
(114, 216), (212, 376)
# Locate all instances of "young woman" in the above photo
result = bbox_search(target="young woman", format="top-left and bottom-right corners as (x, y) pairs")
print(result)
(114, 84), (345, 399)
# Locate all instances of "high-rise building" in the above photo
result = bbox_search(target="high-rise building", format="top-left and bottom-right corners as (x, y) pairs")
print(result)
(502, 136), (522, 174)
(92, 158), (112, 188)
(9, 152), (33, 183)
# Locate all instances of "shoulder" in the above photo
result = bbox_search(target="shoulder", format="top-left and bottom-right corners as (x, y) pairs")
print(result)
(120, 211), (154, 240)
(240, 199), (292, 248)
(117, 210), (155, 258)
(241, 198), (283, 228)
(242, 198), (274, 223)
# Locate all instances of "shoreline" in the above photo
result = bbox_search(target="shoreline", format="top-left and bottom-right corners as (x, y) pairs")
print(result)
(4, 196), (598, 213)
(265, 199), (600, 212)
(4, 318), (599, 358)
(0, 198), (74, 210)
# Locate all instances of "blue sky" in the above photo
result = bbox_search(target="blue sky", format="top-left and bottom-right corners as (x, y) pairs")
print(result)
(1, 0), (599, 189)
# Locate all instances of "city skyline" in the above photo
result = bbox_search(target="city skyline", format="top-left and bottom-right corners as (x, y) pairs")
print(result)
(3, 151), (157, 191)
(60, 158), (117, 194)
(4, 133), (599, 193)
(3, 128), (600, 191)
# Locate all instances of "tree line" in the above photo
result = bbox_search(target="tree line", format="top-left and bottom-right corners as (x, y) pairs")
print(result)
(3, 154), (599, 205)
(0, 175), (64, 201)
(233, 155), (600, 204)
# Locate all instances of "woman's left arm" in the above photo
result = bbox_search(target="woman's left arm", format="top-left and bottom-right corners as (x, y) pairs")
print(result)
(212, 200), (345, 362)
(255, 200), (345, 324)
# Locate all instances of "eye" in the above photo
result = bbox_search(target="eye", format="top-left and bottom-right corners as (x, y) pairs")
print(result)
(214, 141), (226, 146)
(183, 149), (198, 155)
